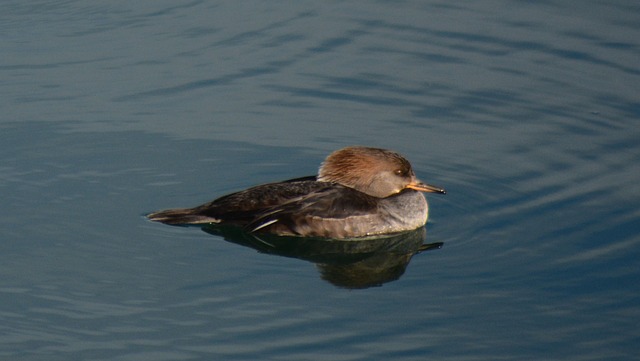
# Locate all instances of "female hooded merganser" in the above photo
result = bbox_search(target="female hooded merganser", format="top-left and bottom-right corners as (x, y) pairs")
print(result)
(147, 146), (445, 238)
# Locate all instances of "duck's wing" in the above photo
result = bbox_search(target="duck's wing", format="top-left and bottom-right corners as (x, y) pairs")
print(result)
(195, 176), (326, 223)
(148, 176), (324, 225)
(245, 186), (381, 238)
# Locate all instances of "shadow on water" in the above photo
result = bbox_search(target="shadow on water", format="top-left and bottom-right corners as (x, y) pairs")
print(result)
(201, 226), (442, 289)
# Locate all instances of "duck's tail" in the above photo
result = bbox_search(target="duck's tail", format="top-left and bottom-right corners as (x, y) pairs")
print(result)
(147, 208), (219, 225)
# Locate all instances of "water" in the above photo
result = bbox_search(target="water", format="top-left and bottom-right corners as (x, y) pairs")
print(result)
(2, 1), (639, 360)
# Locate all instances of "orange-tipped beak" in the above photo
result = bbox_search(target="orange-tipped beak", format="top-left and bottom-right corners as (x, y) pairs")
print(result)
(406, 181), (446, 194)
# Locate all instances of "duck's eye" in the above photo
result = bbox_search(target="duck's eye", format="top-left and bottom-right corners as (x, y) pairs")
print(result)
(394, 169), (405, 176)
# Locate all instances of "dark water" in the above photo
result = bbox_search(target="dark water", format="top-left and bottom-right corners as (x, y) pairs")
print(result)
(2, 1), (639, 360)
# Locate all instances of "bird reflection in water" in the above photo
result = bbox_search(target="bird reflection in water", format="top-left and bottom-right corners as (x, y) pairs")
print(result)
(201, 225), (442, 289)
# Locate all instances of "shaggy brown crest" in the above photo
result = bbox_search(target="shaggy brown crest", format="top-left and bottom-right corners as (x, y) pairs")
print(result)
(318, 146), (420, 198)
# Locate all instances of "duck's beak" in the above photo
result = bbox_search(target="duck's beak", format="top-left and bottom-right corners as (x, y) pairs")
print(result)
(406, 180), (446, 194)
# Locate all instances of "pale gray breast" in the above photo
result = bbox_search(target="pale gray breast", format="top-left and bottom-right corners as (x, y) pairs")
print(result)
(314, 190), (428, 238)
(376, 190), (428, 231)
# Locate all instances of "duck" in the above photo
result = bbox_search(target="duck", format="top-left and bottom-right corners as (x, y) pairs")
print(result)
(147, 146), (445, 238)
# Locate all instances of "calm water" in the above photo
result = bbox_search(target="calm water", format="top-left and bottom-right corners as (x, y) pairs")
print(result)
(2, 1), (639, 360)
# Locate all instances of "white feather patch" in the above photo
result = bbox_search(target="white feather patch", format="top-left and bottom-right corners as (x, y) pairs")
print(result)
(251, 218), (279, 232)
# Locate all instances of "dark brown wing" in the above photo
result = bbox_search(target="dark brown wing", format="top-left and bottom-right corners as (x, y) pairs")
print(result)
(148, 176), (326, 225)
(195, 176), (328, 223)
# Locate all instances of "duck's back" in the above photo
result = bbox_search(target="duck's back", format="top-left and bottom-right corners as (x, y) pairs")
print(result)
(147, 176), (329, 225)
(197, 176), (329, 223)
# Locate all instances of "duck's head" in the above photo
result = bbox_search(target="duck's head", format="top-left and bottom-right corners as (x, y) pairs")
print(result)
(317, 146), (446, 198)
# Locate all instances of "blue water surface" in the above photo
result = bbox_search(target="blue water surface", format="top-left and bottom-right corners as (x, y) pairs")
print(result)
(1, 1), (639, 360)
